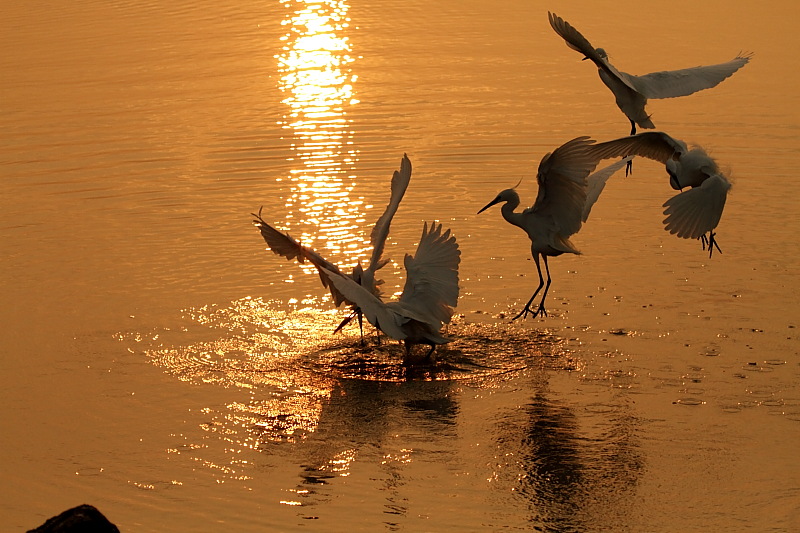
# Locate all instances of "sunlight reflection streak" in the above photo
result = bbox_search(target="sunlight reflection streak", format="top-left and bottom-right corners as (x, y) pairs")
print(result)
(276, 0), (367, 270)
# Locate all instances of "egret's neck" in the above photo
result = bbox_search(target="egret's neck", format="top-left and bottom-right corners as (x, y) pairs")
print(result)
(500, 195), (525, 230)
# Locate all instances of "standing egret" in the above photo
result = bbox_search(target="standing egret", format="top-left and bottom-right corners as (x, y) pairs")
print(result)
(477, 137), (632, 320)
(252, 154), (412, 340)
(589, 132), (732, 256)
(548, 12), (752, 136)
(318, 221), (461, 361)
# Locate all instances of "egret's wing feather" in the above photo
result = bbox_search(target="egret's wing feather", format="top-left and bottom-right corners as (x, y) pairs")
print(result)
(589, 132), (687, 164)
(631, 55), (752, 99)
(532, 136), (601, 237)
(662, 174), (731, 239)
(582, 157), (633, 222)
(548, 12), (637, 92)
(317, 267), (408, 340)
(252, 212), (350, 306)
(399, 222), (461, 327)
(368, 153), (412, 272)
(547, 12), (597, 58)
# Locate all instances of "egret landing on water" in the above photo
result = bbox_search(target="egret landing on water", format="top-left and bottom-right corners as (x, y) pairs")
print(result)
(478, 137), (632, 320)
(589, 132), (733, 257)
(319, 221), (461, 363)
(548, 12), (752, 137)
(252, 154), (412, 342)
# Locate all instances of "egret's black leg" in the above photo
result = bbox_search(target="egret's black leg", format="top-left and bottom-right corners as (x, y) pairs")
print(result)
(701, 231), (722, 258)
(625, 157), (634, 176)
(334, 309), (370, 345)
(334, 311), (355, 335)
(357, 310), (365, 345)
(403, 341), (413, 365)
(533, 255), (552, 318)
(424, 344), (436, 359)
(513, 254), (545, 321)
(710, 233), (722, 256)
(626, 121), (636, 176)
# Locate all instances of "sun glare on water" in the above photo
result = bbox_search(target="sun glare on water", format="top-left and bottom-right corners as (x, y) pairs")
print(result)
(276, 0), (368, 271)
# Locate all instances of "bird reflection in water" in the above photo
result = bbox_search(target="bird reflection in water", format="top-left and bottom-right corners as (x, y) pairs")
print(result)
(493, 392), (643, 531)
(124, 297), (578, 512)
(288, 378), (459, 513)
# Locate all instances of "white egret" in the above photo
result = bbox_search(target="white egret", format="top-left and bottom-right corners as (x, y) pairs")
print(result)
(548, 12), (752, 136)
(252, 154), (412, 339)
(318, 221), (461, 361)
(590, 132), (732, 256)
(477, 137), (632, 320)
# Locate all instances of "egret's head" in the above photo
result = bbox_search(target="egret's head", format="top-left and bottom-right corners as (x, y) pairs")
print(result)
(595, 48), (608, 60)
(477, 189), (517, 214)
(666, 159), (682, 190)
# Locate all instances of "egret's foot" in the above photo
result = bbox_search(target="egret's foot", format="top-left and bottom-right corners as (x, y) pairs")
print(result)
(512, 302), (547, 321)
(701, 232), (722, 258)
(512, 304), (532, 321)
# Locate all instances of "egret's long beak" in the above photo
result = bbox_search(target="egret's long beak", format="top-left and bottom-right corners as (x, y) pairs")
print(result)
(668, 170), (682, 190)
(477, 197), (501, 215)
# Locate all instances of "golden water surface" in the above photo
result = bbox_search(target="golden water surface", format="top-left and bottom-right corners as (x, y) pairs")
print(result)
(2, 0), (799, 530)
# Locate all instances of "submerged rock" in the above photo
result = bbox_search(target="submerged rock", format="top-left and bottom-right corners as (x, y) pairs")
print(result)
(28, 504), (119, 533)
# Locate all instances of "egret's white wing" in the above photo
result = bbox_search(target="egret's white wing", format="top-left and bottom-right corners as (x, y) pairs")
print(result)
(252, 211), (351, 306)
(589, 132), (687, 165)
(582, 157), (633, 222)
(398, 222), (461, 327)
(367, 153), (412, 273)
(662, 174), (731, 239)
(548, 12), (600, 60)
(631, 55), (752, 99)
(548, 12), (637, 92)
(317, 267), (408, 341)
(531, 136), (602, 237)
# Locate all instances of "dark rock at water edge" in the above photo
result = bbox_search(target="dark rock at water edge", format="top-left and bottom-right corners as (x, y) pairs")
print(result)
(28, 504), (120, 533)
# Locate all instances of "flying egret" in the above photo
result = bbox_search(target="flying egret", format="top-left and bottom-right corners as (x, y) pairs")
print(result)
(548, 12), (752, 137)
(589, 132), (732, 256)
(318, 221), (461, 361)
(252, 154), (412, 340)
(477, 137), (632, 320)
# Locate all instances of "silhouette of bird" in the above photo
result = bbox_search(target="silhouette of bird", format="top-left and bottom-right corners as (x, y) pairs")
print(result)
(548, 12), (752, 136)
(477, 137), (632, 320)
(589, 132), (732, 256)
(252, 154), (412, 340)
(318, 221), (461, 361)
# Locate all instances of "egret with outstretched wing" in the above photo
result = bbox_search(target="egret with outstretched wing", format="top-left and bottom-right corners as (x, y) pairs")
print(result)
(477, 138), (632, 320)
(252, 154), (412, 339)
(319, 221), (461, 361)
(589, 132), (732, 256)
(548, 12), (751, 136)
